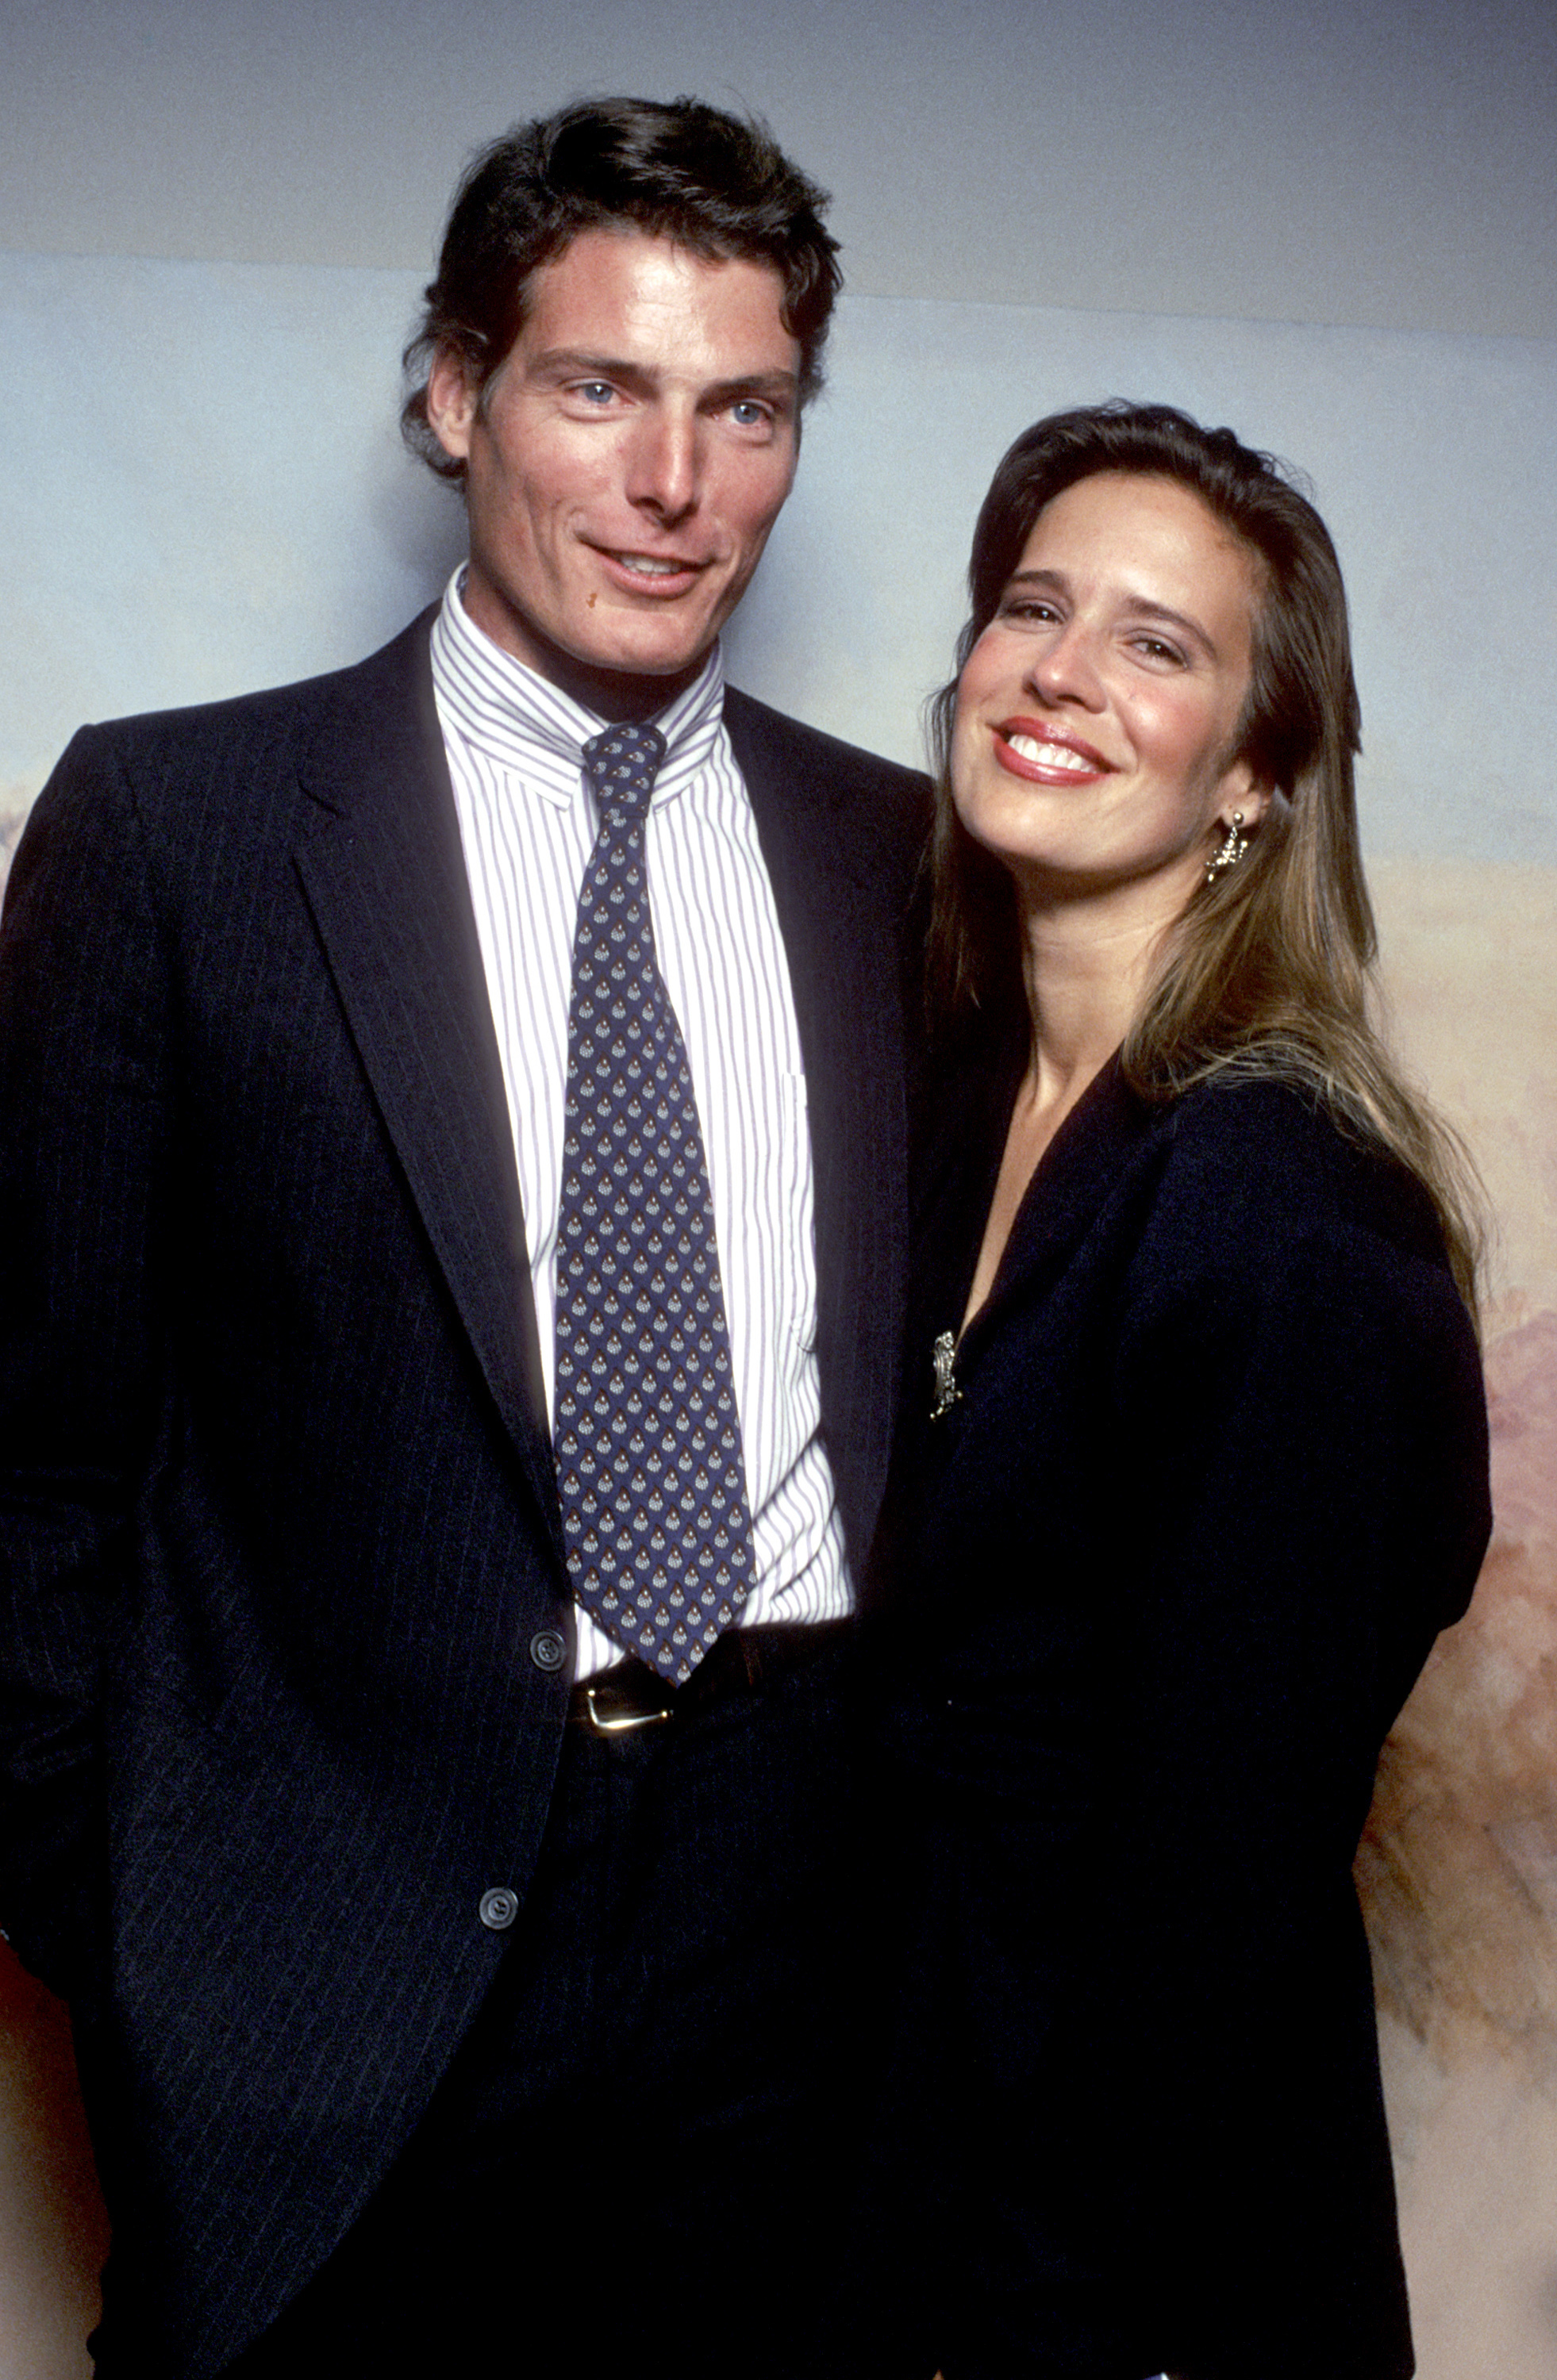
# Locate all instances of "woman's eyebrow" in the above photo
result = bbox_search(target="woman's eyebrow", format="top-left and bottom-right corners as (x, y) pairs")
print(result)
(1005, 568), (1217, 654)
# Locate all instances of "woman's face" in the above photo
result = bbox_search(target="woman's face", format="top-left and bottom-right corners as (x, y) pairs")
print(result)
(952, 470), (1267, 907)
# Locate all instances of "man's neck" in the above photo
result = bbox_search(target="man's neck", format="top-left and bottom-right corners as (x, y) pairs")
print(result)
(532, 647), (702, 724)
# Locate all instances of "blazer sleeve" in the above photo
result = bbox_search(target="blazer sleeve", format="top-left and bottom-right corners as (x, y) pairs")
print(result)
(1104, 1134), (1490, 2351)
(1114, 1173), (1488, 1909)
(0, 728), (173, 2001)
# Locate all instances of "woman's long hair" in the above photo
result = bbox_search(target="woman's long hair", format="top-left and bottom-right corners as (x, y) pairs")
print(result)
(928, 402), (1485, 1314)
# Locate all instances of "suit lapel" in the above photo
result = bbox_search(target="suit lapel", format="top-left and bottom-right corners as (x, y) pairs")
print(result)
(289, 647), (915, 1576)
(724, 691), (913, 1567)
(291, 615), (562, 1555)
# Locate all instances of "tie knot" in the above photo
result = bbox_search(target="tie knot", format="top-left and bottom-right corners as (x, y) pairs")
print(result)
(582, 723), (667, 827)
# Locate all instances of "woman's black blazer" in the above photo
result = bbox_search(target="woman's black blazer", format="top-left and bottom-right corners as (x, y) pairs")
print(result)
(867, 1043), (1490, 2380)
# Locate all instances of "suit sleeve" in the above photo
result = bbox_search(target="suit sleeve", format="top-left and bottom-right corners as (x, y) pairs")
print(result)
(0, 729), (172, 2001)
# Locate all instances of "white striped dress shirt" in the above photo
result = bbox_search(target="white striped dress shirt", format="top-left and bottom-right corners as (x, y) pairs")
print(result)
(431, 574), (852, 1679)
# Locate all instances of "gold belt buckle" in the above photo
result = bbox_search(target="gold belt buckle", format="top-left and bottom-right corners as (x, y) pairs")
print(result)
(583, 1686), (673, 1735)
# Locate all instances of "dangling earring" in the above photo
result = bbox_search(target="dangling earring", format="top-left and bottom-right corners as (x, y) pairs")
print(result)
(1205, 809), (1248, 883)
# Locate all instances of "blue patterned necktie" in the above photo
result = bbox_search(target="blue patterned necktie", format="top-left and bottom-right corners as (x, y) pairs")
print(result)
(552, 721), (756, 1681)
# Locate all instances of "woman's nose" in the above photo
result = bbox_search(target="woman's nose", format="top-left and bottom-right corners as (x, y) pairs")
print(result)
(1028, 623), (1105, 709)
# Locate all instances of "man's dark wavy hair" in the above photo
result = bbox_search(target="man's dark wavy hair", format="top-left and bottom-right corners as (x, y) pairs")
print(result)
(402, 95), (841, 482)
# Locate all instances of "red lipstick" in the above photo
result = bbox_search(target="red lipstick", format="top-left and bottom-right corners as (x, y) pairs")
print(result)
(992, 716), (1112, 785)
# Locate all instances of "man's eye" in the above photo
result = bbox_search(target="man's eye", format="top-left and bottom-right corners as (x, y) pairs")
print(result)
(577, 382), (616, 405)
(730, 400), (771, 428)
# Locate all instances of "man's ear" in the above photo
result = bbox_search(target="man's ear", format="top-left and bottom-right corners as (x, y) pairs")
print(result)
(425, 347), (479, 466)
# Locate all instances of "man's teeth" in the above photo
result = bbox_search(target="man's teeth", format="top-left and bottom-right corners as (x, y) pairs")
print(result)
(616, 555), (686, 576)
(1006, 733), (1094, 771)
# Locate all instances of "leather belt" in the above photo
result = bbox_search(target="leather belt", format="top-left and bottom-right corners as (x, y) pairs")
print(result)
(568, 1619), (848, 1735)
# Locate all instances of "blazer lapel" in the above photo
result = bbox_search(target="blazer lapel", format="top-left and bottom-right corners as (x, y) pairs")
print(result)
(291, 614), (562, 1554)
(724, 690), (914, 1567)
(963, 1055), (1165, 1357)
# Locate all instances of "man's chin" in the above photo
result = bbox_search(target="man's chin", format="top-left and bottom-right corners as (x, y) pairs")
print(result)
(540, 631), (717, 724)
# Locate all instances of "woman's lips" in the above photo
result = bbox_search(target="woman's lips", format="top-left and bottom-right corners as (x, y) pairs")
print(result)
(993, 718), (1112, 785)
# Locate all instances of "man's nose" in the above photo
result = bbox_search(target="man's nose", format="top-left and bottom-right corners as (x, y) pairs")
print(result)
(625, 406), (700, 524)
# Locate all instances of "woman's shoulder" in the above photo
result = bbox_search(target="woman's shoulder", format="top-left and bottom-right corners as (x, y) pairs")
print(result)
(1130, 1072), (1459, 1322)
(1117, 1071), (1488, 1583)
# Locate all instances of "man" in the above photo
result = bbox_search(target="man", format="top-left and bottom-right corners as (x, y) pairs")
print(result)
(0, 98), (928, 2378)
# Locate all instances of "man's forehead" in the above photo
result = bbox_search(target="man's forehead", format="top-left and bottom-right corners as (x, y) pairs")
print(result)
(512, 226), (798, 382)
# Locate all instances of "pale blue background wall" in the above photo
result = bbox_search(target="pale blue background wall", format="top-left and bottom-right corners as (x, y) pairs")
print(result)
(6, 252), (1552, 863)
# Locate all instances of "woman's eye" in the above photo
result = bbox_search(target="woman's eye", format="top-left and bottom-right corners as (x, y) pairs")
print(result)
(1132, 635), (1185, 664)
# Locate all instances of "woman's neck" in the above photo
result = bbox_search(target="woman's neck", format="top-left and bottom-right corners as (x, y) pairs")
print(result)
(959, 878), (1181, 1338)
(1017, 869), (1186, 1098)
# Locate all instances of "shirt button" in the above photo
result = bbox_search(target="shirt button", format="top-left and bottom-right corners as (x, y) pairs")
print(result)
(479, 1887), (519, 1931)
(529, 1628), (567, 1673)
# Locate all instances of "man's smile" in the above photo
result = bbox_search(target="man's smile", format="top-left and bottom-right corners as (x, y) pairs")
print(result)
(592, 545), (709, 595)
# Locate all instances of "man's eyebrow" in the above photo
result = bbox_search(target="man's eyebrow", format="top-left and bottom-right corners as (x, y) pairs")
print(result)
(527, 347), (648, 382)
(1005, 569), (1220, 657)
(526, 349), (798, 403)
(703, 372), (800, 410)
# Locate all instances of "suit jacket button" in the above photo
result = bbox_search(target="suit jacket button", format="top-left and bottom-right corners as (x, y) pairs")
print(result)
(529, 1628), (567, 1673)
(479, 1887), (518, 1931)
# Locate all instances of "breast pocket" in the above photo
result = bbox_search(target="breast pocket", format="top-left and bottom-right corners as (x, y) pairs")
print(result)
(780, 1069), (819, 1354)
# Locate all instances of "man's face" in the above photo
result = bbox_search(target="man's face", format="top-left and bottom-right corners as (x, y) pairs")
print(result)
(427, 228), (802, 713)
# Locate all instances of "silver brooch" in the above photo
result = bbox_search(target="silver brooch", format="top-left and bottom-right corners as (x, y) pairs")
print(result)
(930, 1330), (962, 1421)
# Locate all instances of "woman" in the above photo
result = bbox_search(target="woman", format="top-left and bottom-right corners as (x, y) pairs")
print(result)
(865, 406), (1491, 2380)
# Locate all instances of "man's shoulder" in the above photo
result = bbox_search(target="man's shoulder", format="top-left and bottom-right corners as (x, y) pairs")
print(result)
(67, 607), (438, 777)
(17, 609), (443, 898)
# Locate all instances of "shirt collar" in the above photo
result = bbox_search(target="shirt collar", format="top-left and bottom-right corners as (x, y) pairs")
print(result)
(431, 567), (727, 803)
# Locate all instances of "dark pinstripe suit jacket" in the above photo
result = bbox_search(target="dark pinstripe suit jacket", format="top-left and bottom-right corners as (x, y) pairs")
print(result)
(0, 609), (929, 2376)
